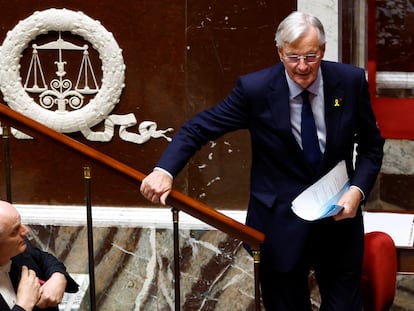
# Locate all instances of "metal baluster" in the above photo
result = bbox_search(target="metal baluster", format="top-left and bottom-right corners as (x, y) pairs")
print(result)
(84, 166), (97, 311)
(172, 208), (180, 310)
(2, 125), (12, 202)
(252, 250), (262, 310)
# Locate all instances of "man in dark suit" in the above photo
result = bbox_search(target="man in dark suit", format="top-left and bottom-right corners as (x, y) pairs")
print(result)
(140, 11), (384, 310)
(0, 200), (78, 311)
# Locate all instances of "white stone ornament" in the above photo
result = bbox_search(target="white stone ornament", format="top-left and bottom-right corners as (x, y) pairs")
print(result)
(0, 8), (173, 143)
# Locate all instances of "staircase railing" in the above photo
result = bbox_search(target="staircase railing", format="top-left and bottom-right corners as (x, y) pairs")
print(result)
(0, 104), (265, 310)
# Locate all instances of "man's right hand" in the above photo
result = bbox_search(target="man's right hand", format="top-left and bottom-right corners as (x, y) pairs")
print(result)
(140, 170), (173, 205)
(15, 266), (40, 311)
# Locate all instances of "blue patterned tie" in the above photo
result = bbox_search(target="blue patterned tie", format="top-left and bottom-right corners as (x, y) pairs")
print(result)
(301, 90), (322, 169)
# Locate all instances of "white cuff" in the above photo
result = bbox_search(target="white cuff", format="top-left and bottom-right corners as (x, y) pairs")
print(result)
(350, 185), (365, 201)
(153, 167), (173, 180)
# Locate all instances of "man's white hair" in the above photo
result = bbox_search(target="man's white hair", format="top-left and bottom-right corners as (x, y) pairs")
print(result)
(275, 11), (326, 49)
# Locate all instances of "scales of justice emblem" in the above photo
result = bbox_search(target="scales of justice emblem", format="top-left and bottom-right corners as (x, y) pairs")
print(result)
(24, 32), (100, 113)
(0, 8), (173, 144)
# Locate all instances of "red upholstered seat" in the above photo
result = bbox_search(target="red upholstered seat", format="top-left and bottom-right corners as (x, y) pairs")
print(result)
(361, 231), (397, 311)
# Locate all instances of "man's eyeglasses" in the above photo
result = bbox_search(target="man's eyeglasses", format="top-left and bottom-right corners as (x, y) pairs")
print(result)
(282, 54), (320, 64)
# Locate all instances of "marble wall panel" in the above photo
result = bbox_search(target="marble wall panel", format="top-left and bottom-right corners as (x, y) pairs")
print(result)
(27, 224), (414, 311)
(378, 139), (414, 211)
(28, 225), (260, 310)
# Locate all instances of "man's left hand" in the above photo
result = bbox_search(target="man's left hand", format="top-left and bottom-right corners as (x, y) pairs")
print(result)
(36, 272), (67, 308)
(333, 187), (363, 221)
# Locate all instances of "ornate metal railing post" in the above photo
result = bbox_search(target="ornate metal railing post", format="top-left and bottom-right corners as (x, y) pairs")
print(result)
(172, 208), (180, 310)
(84, 166), (97, 311)
(252, 249), (262, 310)
(2, 125), (12, 202)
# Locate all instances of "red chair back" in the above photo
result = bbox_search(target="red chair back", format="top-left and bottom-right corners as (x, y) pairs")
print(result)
(361, 231), (397, 311)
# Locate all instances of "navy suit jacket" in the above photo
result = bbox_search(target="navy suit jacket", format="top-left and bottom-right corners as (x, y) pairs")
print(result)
(156, 61), (384, 272)
(0, 240), (79, 311)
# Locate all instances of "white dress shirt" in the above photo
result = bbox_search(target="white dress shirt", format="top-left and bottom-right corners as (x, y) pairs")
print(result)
(0, 261), (16, 309)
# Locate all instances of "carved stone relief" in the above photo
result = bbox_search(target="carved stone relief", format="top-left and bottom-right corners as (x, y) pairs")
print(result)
(0, 8), (173, 144)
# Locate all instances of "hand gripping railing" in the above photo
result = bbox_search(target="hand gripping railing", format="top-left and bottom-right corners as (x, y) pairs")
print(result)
(0, 104), (265, 310)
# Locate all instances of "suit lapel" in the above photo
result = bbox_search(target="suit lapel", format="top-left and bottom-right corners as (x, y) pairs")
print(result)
(322, 62), (345, 160)
(266, 67), (302, 151)
(0, 295), (11, 311)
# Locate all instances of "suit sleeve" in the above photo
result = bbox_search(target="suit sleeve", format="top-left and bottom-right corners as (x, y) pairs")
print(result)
(351, 69), (385, 198)
(23, 240), (79, 293)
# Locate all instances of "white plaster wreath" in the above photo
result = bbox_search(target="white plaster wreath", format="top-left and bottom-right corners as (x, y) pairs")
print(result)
(0, 8), (172, 143)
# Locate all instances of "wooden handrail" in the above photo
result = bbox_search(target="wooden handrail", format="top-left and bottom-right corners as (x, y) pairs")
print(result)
(0, 104), (265, 249)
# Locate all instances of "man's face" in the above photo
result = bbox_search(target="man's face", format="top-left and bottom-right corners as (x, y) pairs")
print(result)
(0, 205), (28, 264)
(277, 26), (325, 89)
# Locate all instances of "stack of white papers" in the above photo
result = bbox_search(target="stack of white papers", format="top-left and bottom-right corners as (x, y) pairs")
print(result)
(292, 161), (349, 221)
(363, 212), (414, 247)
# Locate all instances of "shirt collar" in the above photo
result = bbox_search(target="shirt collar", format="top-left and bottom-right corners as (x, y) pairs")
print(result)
(0, 260), (11, 273)
(284, 68), (323, 98)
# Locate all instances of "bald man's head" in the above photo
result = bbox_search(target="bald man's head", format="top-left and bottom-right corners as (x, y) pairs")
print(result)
(0, 201), (29, 265)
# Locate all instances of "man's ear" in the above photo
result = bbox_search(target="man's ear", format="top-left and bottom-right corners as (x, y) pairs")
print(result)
(320, 43), (326, 58)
